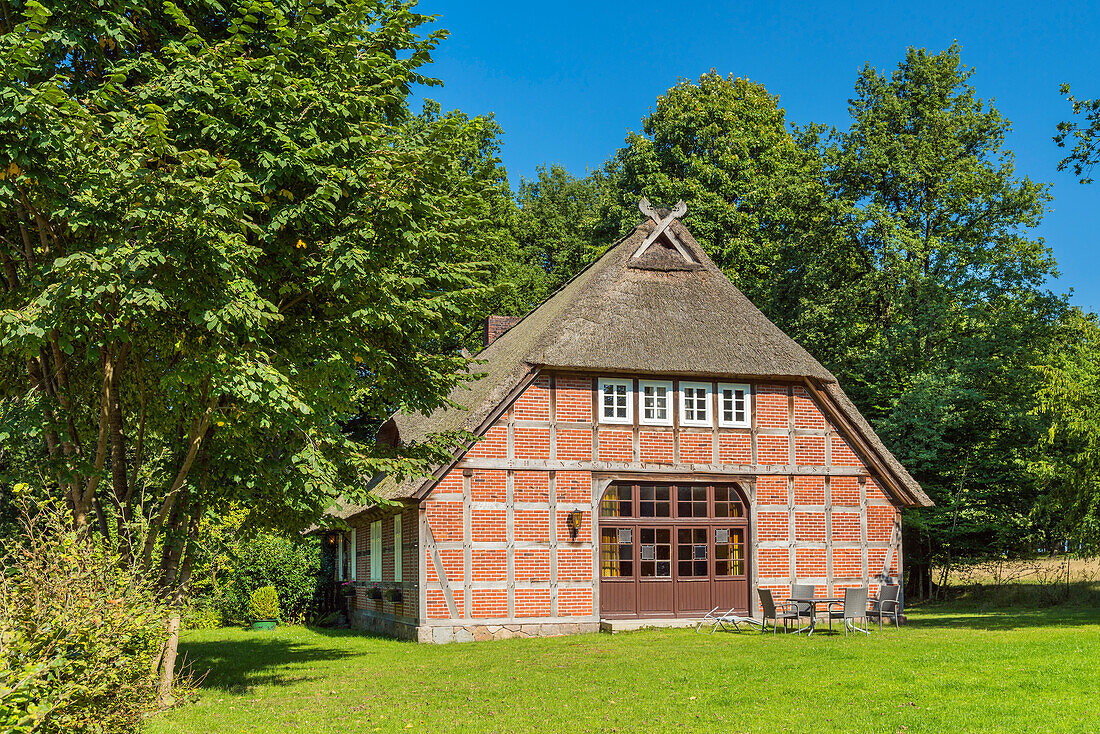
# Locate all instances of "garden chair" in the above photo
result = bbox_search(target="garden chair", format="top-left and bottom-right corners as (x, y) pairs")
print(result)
(790, 583), (816, 628)
(696, 605), (763, 634)
(868, 584), (902, 631)
(829, 586), (870, 636)
(758, 589), (801, 635)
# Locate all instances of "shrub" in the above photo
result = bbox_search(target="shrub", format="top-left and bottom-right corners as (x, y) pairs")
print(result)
(248, 586), (280, 621)
(0, 503), (169, 733)
(181, 603), (222, 631)
(203, 533), (321, 624)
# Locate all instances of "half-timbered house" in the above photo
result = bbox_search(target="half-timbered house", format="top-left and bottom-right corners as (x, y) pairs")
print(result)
(327, 202), (932, 643)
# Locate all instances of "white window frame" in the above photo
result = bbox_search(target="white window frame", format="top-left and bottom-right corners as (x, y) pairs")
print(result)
(638, 380), (673, 426)
(335, 534), (345, 581)
(718, 382), (752, 428)
(597, 377), (633, 424)
(349, 527), (358, 581)
(393, 514), (403, 582)
(370, 520), (382, 582)
(679, 381), (713, 427)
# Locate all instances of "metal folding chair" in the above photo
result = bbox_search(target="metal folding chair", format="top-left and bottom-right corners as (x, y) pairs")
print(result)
(696, 605), (764, 634)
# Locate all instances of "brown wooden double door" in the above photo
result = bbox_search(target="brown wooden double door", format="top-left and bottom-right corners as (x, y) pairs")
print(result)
(599, 482), (750, 619)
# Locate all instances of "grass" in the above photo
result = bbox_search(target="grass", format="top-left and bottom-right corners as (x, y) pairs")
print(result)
(150, 605), (1100, 734)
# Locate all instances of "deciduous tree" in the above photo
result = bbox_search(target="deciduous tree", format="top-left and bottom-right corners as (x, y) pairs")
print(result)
(1055, 85), (1100, 184)
(0, 0), (493, 703)
(823, 44), (1066, 594)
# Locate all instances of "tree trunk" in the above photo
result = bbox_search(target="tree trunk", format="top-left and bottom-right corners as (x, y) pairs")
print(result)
(905, 561), (934, 601)
(155, 494), (203, 708)
(156, 612), (181, 709)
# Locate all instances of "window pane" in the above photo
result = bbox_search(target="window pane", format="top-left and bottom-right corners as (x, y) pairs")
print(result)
(677, 528), (708, 577)
(684, 386), (709, 422)
(676, 485), (707, 518)
(600, 485), (632, 517)
(640, 528), (671, 577)
(714, 528), (745, 577)
(642, 384), (669, 423)
(600, 527), (633, 578)
(713, 485), (744, 518)
(639, 484), (670, 517)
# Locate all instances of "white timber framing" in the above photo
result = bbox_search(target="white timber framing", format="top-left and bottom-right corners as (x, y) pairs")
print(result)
(787, 474), (796, 587)
(423, 516), (458, 618)
(748, 478), (760, 615)
(860, 476), (870, 586)
(673, 380), (681, 464)
(549, 470), (559, 616)
(462, 469), (473, 619)
(824, 475), (834, 599)
(591, 474), (602, 621)
(418, 508), (428, 621)
(506, 401), (516, 619)
(455, 457), (872, 477)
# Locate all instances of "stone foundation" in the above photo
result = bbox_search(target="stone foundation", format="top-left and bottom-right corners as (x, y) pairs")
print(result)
(417, 622), (601, 644)
(349, 608), (419, 641)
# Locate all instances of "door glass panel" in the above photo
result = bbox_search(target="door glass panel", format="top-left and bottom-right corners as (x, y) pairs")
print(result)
(600, 527), (633, 578)
(714, 528), (745, 577)
(600, 485), (633, 517)
(639, 528), (671, 577)
(676, 485), (708, 518)
(713, 485), (744, 518)
(638, 485), (671, 518)
(677, 527), (708, 577)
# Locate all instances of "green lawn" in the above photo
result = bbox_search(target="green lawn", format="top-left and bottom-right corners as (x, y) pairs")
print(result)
(151, 607), (1100, 734)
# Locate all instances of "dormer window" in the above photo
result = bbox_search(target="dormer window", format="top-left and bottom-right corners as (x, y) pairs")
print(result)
(598, 378), (632, 424)
(680, 382), (711, 426)
(639, 380), (673, 426)
(718, 383), (751, 428)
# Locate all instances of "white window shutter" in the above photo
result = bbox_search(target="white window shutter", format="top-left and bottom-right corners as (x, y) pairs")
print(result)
(349, 528), (357, 581)
(394, 515), (403, 582)
(370, 521), (382, 582)
(336, 535), (344, 581)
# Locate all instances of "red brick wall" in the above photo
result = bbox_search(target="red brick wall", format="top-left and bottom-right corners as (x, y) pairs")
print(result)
(417, 372), (906, 626)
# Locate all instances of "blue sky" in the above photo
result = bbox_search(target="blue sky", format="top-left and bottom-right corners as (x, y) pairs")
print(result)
(414, 1), (1098, 313)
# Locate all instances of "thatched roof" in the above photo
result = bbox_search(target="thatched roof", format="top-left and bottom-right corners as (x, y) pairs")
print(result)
(332, 214), (931, 516)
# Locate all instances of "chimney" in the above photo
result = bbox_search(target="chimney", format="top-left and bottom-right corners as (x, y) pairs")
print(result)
(483, 315), (521, 348)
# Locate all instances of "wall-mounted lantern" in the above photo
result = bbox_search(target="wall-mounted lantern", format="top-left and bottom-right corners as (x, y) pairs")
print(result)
(566, 509), (583, 541)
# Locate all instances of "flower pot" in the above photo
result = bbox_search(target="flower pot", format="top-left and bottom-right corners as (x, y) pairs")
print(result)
(251, 619), (277, 631)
